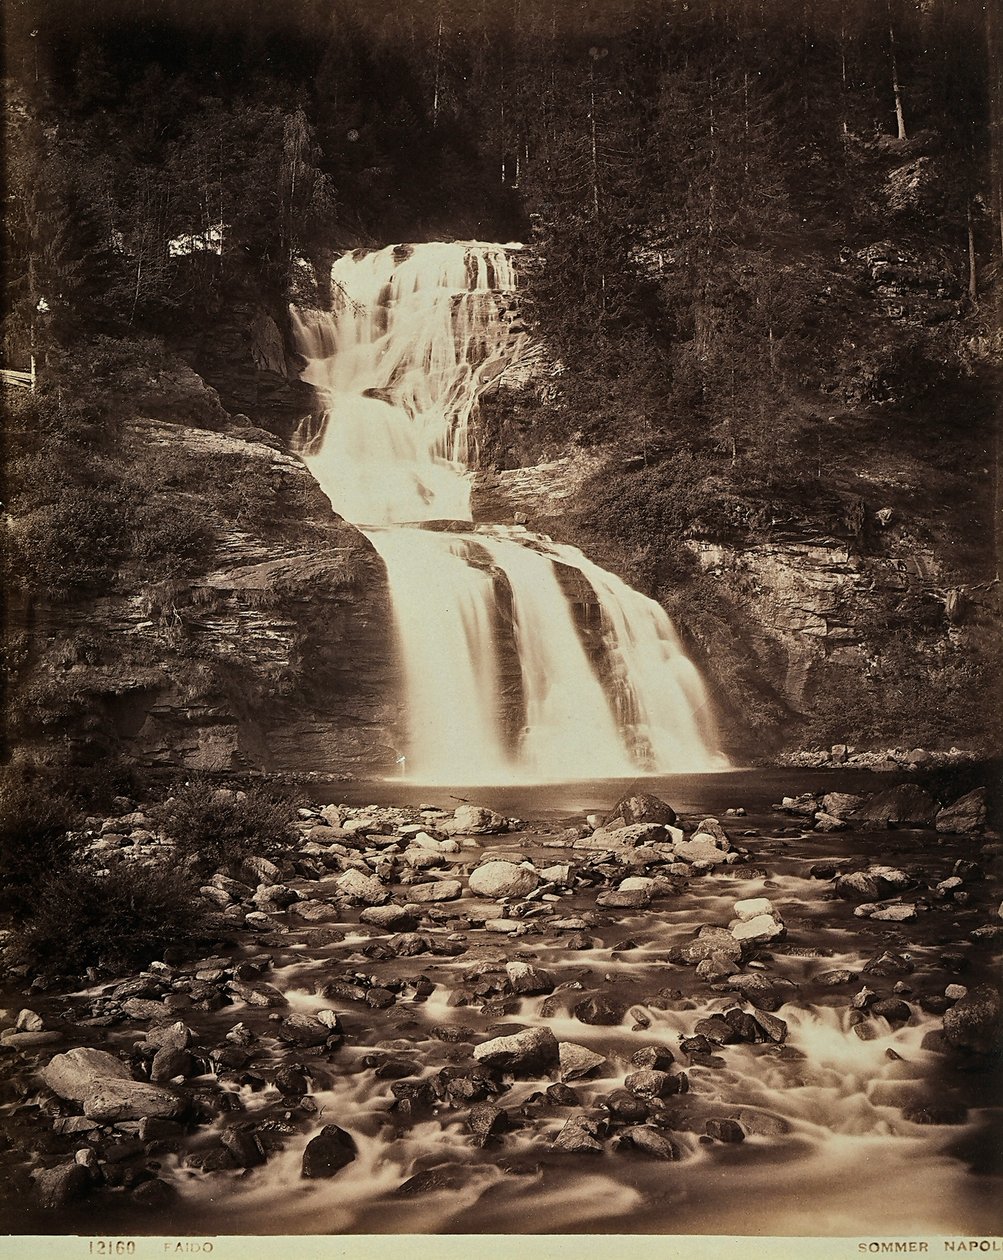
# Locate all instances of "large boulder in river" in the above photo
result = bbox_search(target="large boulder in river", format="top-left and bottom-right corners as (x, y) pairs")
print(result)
(336, 868), (389, 906)
(42, 1048), (184, 1122)
(468, 861), (538, 899)
(821, 792), (866, 819)
(942, 985), (1002, 1055)
(472, 1026), (559, 1073)
(936, 788), (988, 835)
(441, 805), (508, 835)
(301, 1125), (358, 1178)
(852, 783), (940, 827)
(835, 866), (911, 901)
(680, 926), (743, 968)
(603, 793), (676, 830)
(672, 835), (730, 866)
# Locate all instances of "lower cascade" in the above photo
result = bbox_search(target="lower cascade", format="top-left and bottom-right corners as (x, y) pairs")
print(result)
(292, 241), (724, 782)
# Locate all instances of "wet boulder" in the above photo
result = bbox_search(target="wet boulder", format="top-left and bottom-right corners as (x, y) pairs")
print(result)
(774, 794), (821, 817)
(705, 1118), (745, 1142)
(672, 836), (731, 866)
(472, 1026), (559, 1073)
(630, 1046), (675, 1071)
(597, 882), (652, 909)
(573, 994), (626, 1026)
(614, 1126), (682, 1160)
(814, 812), (848, 832)
(869, 904), (917, 922)
(694, 817), (730, 845)
(603, 793), (677, 829)
(42, 1048), (185, 1123)
(279, 1013), (332, 1047)
(559, 1042), (607, 1081)
(407, 879), (462, 903)
(468, 861), (539, 899)
(852, 784), (940, 827)
(553, 1113), (607, 1153)
(680, 926), (743, 969)
(441, 805), (508, 835)
(360, 904), (419, 931)
(942, 984), (1002, 1055)
(728, 974), (784, 1011)
(301, 1125), (358, 1178)
(936, 788), (988, 835)
(506, 962), (556, 995)
(241, 856), (282, 886)
(730, 898), (785, 944)
(149, 1046), (194, 1082)
(821, 792), (866, 819)
(220, 1126), (266, 1168)
(624, 1068), (681, 1099)
(467, 1102), (508, 1143)
(836, 866), (911, 901)
(143, 1022), (195, 1052)
(226, 980), (287, 1008)
(34, 1162), (92, 1209)
(336, 869), (389, 906)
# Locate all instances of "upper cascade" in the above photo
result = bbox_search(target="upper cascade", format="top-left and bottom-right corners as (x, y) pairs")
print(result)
(292, 241), (724, 783)
(291, 241), (525, 526)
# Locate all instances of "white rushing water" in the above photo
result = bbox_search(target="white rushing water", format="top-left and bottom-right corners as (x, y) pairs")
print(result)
(292, 241), (724, 782)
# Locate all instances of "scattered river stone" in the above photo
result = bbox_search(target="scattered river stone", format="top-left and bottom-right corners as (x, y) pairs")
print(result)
(336, 869), (389, 906)
(614, 1126), (682, 1160)
(227, 980), (287, 1008)
(34, 1162), (91, 1209)
(852, 784), (940, 827)
(935, 788), (988, 834)
(407, 880), (463, 903)
(469, 861), (539, 898)
(472, 1026), (559, 1073)
(559, 1042), (607, 1081)
(441, 805), (508, 835)
(506, 962), (555, 995)
(728, 974), (784, 1010)
(42, 1048), (184, 1123)
(553, 1113), (607, 1153)
(837, 867), (911, 901)
(705, 1118), (745, 1142)
(624, 1068), (680, 1099)
(942, 984), (1002, 1054)
(573, 994), (626, 1026)
(681, 927), (743, 968)
(360, 904), (419, 930)
(604, 793), (677, 829)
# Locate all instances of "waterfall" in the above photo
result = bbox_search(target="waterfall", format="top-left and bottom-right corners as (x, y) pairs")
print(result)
(292, 241), (723, 782)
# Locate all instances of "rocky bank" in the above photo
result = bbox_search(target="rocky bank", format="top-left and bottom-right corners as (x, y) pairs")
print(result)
(0, 781), (999, 1232)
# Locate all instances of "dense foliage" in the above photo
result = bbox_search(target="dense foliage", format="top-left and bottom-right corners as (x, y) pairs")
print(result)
(0, 771), (78, 919)
(21, 860), (212, 979)
(154, 779), (296, 877)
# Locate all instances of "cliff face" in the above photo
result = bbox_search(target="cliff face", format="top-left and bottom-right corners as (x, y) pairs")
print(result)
(9, 418), (400, 777)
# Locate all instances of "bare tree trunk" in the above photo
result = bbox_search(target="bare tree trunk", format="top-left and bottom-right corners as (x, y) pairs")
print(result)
(889, 22), (907, 140)
(967, 199), (978, 302)
(432, 14), (442, 125)
(589, 62), (599, 217)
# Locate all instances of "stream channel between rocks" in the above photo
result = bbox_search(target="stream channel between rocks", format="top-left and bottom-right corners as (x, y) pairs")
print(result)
(3, 770), (1001, 1237)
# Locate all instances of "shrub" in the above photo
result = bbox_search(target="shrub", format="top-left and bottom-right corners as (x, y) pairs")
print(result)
(21, 860), (212, 979)
(155, 778), (295, 876)
(0, 772), (78, 919)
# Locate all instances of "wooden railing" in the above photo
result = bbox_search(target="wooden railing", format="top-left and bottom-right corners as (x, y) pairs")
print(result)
(0, 359), (35, 390)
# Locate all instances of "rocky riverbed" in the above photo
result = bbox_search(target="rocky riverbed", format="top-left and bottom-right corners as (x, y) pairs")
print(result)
(1, 780), (1001, 1236)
